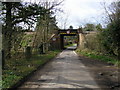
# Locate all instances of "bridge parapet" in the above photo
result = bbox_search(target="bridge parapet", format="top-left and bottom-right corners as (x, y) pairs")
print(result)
(49, 28), (84, 50)
(58, 29), (81, 35)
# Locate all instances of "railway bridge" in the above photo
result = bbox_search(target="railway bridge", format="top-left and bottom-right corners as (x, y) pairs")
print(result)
(50, 28), (86, 50)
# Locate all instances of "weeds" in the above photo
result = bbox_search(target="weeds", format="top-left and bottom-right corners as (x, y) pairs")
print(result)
(2, 50), (60, 89)
(76, 49), (120, 67)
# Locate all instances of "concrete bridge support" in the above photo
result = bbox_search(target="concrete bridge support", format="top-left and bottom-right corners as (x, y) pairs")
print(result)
(50, 29), (88, 50)
(59, 33), (85, 50)
(78, 33), (86, 50)
(60, 35), (64, 49)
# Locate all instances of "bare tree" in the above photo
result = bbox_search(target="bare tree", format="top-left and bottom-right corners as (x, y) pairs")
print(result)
(32, 0), (64, 53)
(102, 1), (120, 60)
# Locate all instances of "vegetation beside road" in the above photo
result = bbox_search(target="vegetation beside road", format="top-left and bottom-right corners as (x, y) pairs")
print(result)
(76, 1), (120, 68)
(2, 50), (60, 89)
(1, 1), (120, 89)
(76, 49), (120, 67)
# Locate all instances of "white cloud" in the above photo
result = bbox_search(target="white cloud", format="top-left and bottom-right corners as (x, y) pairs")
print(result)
(57, 0), (117, 29)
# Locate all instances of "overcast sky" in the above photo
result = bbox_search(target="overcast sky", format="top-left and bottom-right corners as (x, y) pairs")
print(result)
(56, 0), (117, 29)
(21, 0), (117, 29)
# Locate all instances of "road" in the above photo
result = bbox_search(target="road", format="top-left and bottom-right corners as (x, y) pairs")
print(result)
(18, 46), (100, 89)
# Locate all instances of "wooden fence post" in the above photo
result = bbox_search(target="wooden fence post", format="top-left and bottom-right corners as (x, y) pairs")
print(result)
(25, 46), (31, 60)
(2, 49), (5, 69)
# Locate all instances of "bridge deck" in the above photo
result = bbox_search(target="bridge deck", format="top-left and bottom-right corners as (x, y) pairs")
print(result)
(58, 29), (79, 35)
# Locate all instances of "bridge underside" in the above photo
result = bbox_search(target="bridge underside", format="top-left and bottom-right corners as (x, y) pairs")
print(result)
(50, 29), (83, 50)
(58, 29), (81, 49)
(60, 34), (78, 49)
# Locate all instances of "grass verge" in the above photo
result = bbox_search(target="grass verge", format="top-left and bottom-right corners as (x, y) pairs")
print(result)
(2, 50), (61, 89)
(76, 49), (120, 67)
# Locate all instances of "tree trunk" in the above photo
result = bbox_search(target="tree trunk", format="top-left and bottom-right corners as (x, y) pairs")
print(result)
(3, 3), (12, 59)
(25, 46), (31, 60)
(2, 49), (5, 69)
(118, 44), (120, 60)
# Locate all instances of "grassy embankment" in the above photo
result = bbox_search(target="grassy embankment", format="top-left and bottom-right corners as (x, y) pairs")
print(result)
(76, 49), (120, 67)
(2, 50), (60, 89)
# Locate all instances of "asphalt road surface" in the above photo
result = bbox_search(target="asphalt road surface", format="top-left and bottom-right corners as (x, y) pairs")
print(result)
(18, 46), (100, 89)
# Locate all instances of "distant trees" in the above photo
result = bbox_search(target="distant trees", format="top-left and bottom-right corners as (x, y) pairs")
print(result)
(95, 24), (102, 31)
(83, 23), (95, 31)
(82, 23), (103, 31)
(69, 25), (73, 29)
